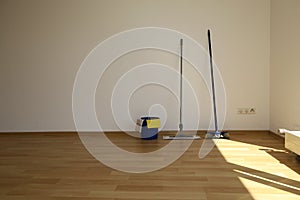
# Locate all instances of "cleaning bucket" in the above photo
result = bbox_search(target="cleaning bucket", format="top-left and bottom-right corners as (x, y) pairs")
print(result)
(140, 117), (160, 140)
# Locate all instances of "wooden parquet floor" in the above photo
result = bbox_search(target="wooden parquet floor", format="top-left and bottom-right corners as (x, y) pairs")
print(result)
(0, 131), (299, 200)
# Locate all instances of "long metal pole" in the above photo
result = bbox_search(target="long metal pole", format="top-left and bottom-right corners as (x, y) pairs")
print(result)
(208, 30), (218, 132)
(179, 39), (183, 134)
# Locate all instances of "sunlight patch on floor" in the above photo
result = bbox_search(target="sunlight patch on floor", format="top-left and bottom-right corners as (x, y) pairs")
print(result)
(238, 177), (300, 200)
(214, 139), (300, 199)
(215, 139), (299, 180)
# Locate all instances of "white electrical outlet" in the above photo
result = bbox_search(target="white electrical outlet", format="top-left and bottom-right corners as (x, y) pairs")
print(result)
(237, 108), (244, 114)
(248, 108), (256, 114)
(237, 107), (256, 115)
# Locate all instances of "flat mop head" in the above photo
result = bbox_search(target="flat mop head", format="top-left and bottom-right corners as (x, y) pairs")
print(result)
(163, 135), (201, 140)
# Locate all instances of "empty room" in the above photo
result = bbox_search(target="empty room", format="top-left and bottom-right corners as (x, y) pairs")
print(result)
(0, 0), (299, 199)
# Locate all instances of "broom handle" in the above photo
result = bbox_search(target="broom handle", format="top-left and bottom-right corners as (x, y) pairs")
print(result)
(179, 39), (183, 133)
(208, 30), (218, 132)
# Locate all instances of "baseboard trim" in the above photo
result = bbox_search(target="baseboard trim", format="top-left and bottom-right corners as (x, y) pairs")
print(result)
(0, 130), (271, 134)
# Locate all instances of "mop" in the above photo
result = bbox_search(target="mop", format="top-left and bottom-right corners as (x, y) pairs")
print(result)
(163, 39), (201, 140)
(205, 30), (229, 139)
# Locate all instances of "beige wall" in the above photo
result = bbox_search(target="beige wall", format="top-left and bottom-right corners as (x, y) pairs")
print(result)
(0, 0), (270, 132)
(270, 0), (300, 133)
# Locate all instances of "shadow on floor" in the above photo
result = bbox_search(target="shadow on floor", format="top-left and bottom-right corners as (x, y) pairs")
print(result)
(226, 131), (300, 196)
(229, 131), (300, 174)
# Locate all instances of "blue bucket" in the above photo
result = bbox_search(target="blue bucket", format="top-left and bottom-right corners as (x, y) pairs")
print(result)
(141, 117), (159, 140)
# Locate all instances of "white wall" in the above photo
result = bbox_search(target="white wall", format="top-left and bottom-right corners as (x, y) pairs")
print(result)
(270, 0), (300, 133)
(0, 0), (270, 132)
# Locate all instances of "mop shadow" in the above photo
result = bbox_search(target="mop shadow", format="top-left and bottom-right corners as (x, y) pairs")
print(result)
(229, 131), (300, 175)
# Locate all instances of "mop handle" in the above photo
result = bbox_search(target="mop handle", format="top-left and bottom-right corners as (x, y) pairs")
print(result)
(208, 30), (218, 132)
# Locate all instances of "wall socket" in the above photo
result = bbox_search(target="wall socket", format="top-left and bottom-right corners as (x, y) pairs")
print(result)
(237, 107), (256, 115)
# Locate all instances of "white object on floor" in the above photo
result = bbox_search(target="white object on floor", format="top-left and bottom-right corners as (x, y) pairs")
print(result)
(284, 130), (300, 156)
